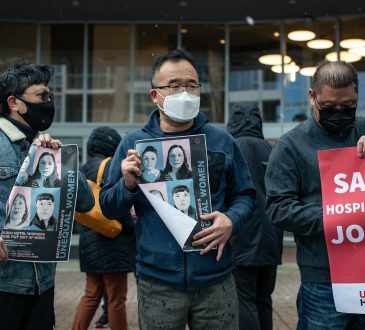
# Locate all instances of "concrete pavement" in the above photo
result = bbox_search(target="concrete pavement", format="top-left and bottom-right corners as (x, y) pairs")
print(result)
(55, 245), (299, 330)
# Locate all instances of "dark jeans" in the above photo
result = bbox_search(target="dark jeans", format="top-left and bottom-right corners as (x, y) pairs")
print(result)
(98, 292), (109, 323)
(0, 287), (55, 330)
(234, 265), (277, 330)
(297, 282), (365, 330)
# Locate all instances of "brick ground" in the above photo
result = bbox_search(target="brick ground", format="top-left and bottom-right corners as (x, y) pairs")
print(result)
(55, 245), (299, 330)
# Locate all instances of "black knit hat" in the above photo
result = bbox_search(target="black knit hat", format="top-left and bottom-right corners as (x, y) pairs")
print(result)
(87, 126), (122, 157)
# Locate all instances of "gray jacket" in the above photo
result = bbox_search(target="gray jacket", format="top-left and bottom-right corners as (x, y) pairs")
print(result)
(265, 115), (365, 282)
(0, 117), (94, 295)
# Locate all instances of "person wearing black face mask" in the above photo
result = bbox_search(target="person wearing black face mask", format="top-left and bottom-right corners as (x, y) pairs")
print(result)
(311, 88), (357, 136)
(265, 61), (365, 330)
(0, 63), (94, 330)
(14, 91), (55, 132)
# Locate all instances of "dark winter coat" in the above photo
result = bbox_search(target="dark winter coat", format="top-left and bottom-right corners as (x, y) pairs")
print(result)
(79, 127), (136, 273)
(100, 109), (256, 292)
(227, 105), (283, 266)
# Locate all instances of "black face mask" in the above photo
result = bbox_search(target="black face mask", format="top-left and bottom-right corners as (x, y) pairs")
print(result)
(16, 97), (55, 131)
(318, 107), (356, 134)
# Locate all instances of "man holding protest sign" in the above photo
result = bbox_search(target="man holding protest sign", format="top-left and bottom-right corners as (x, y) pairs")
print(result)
(265, 60), (365, 329)
(100, 49), (255, 329)
(0, 63), (94, 329)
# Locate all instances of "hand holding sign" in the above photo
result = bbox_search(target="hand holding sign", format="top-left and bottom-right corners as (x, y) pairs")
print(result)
(0, 237), (8, 262)
(192, 211), (233, 261)
(121, 149), (141, 191)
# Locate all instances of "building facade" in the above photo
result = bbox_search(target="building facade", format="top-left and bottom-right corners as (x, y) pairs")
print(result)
(1, 14), (365, 162)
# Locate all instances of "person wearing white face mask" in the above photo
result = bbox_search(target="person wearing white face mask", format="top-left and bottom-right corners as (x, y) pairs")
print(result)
(100, 49), (256, 330)
(154, 85), (200, 123)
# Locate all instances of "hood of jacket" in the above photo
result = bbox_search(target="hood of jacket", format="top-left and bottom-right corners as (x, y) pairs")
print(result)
(227, 105), (264, 140)
(87, 126), (122, 158)
(142, 109), (209, 137)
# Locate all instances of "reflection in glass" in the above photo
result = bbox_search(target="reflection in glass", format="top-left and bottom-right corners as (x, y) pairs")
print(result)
(0, 23), (36, 71)
(88, 25), (130, 122)
(135, 24), (177, 123)
(284, 19), (336, 121)
(41, 24), (84, 122)
(182, 24), (225, 123)
(229, 23), (281, 122)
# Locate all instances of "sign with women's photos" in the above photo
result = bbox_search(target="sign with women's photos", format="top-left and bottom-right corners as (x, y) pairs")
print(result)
(1, 144), (78, 262)
(135, 134), (213, 251)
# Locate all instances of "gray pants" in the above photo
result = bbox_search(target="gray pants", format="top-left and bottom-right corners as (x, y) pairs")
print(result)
(138, 274), (238, 330)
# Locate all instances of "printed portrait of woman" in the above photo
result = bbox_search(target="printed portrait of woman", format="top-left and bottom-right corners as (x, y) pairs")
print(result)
(28, 193), (57, 231)
(163, 144), (192, 181)
(15, 144), (37, 186)
(25, 152), (61, 188)
(4, 193), (29, 230)
(149, 189), (165, 201)
(171, 185), (197, 220)
(140, 145), (163, 183)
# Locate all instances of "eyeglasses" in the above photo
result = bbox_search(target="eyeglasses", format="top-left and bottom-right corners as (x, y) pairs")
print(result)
(22, 90), (55, 102)
(314, 94), (357, 111)
(154, 83), (201, 94)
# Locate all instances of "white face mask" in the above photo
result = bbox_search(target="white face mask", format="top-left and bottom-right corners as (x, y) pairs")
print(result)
(157, 91), (200, 123)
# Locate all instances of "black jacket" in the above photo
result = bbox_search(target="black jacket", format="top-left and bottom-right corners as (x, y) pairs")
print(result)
(78, 127), (136, 273)
(227, 105), (283, 266)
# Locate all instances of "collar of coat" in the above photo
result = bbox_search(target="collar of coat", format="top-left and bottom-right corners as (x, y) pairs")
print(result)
(0, 117), (26, 142)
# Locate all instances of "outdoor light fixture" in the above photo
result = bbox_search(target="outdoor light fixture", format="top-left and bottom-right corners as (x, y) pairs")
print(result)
(180, 28), (188, 34)
(307, 39), (334, 49)
(300, 67), (317, 76)
(340, 38), (365, 49)
(219, 39), (225, 45)
(325, 51), (362, 63)
(271, 62), (300, 74)
(288, 30), (316, 41)
(349, 48), (365, 57)
(258, 54), (292, 65)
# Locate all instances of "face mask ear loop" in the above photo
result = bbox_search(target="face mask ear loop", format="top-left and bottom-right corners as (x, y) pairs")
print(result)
(154, 89), (166, 112)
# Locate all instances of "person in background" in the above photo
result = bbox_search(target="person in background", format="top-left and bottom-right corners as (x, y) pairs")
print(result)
(95, 293), (109, 329)
(266, 60), (365, 329)
(0, 63), (94, 330)
(292, 113), (308, 122)
(100, 49), (255, 329)
(227, 104), (283, 330)
(72, 126), (136, 330)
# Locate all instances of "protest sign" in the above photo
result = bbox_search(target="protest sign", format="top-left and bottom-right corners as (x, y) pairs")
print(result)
(318, 146), (365, 313)
(1, 144), (78, 262)
(135, 134), (213, 251)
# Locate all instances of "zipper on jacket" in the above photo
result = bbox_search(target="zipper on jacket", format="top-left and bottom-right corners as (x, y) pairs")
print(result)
(33, 263), (40, 294)
(184, 253), (188, 289)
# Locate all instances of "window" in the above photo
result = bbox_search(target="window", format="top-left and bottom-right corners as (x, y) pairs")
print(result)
(41, 24), (84, 122)
(134, 24), (177, 122)
(0, 23), (36, 70)
(182, 24), (225, 123)
(284, 19), (336, 122)
(230, 23), (282, 122)
(87, 25), (130, 122)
